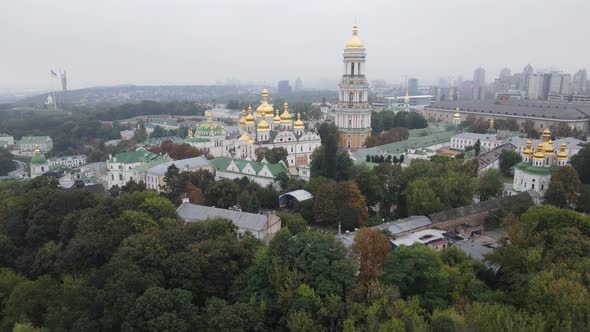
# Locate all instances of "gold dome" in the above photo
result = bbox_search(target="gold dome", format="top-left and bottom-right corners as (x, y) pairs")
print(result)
(523, 139), (533, 156)
(294, 113), (304, 129)
(256, 88), (274, 117)
(543, 139), (555, 154)
(257, 118), (270, 131)
(280, 101), (292, 122)
(248, 138), (255, 144)
(557, 143), (568, 159)
(533, 144), (545, 160)
(273, 110), (281, 124)
(239, 132), (251, 141)
(239, 109), (246, 126)
(345, 24), (364, 49)
(453, 113), (461, 119)
(245, 105), (255, 124)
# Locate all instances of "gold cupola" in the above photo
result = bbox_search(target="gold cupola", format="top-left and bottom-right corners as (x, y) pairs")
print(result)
(273, 109), (281, 124)
(280, 101), (292, 122)
(542, 128), (551, 141)
(257, 118), (270, 131)
(239, 109), (246, 127)
(256, 88), (274, 117)
(533, 144), (545, 160)
(239, 132), (251, 141)
(544, 139), (555, 154)
(245, 105), (255, 124)
(345, 24), (364, 49)
(453, 113), (461, 120)
(557, 143), (568, 160)
(294, 113), (304, 129)
(523, 139), (533, 156)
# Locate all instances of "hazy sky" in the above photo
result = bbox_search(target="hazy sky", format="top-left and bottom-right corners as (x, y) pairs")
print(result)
(1, 0), (588, 90)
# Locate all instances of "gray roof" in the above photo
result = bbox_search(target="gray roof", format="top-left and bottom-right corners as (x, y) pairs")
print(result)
(176, 202), (268, 233)
(146, 156), (211, 176)
(453, 132), (497, 140)
(279, 189), (313, 202)
(453, 240), (500, 273)
(371, 215), (432, 236)
(428, 100), (590, 121)
(476, 143), (517, 171)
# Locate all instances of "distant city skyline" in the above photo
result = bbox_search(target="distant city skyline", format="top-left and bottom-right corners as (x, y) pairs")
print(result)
(1, 0), (589, 90)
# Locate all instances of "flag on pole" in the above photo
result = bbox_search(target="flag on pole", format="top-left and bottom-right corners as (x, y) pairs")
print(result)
(50, 70), (57, 78)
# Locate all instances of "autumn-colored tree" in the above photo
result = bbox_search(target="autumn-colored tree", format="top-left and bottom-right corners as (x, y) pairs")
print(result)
(351, 229), (391, 291)
(339, 181), (369, 227)
(149, 140), (208, 160)
(364, 128), (409, 148)
(313, 180), (338, 225)
(185, 182), (205, 205)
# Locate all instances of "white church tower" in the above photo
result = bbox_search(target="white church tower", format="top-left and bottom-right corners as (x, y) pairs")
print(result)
(335, 24), (372, 149)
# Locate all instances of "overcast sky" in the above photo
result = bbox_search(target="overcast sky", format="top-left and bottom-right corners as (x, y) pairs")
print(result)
(1, 0), (588, 90)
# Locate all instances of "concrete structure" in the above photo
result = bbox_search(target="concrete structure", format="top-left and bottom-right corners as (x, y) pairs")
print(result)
(48, 154), (87, 168)
(0, 134), (14, 148)
(277, 80), (291, 95)
(106, 148), (172, 188)
(177, 202), (281, 241)
(335, 24), (372, 149)
(17, 136), (53, 155)
(421, 100), (590, 133)
(120, 130), (135, 140)
(549, 73), (571, 95)
(371, 215), (433, 238)
(210, 157), (289, 189)
(137, 156), (213, 192)
(548, 93), (590, 104)
(392, 229), (449, 252)
(473, 67), (486, 87)
(450, 132), (504, 151)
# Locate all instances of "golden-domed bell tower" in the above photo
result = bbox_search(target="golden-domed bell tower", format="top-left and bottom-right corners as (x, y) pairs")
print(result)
(335, 24), (371, 150)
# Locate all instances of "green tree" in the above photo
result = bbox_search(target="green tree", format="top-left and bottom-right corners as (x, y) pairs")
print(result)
(478, 169), (504, 201)
(0, 148), (15, 176)
(474, 139), (481, 157)
(544, 166), (581, 207)
(571, 145), (590, 184)
(122, 287), (201, 332)
(406, 179), (444, 215)
(499, 149), (522, 176)
(204, 179), (240, 208)
(313, 180), (338, 225)
(278, 212), (308, 235)
(383, 245), (448, 310)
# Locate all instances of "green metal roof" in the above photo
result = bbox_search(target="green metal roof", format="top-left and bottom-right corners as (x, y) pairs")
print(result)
(19, 136), (52, 144)
(184, 137), (211, 143)
(30, 155), (47, 164)
(210, 157), (288, 177)
(109, 149), (170, 164)
(133, 155), (173, 172)
(515, 162), (558, 176)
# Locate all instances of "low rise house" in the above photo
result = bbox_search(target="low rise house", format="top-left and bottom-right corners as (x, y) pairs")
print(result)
(137, 156), (213, 192)
(48, 155), (87, 168)
(210, 157), (289, 188)
(176, 202), (281, 241)
(475, 143), (517, 174)
(371, 215), (433, 238)
(120, 130), (135, 140)
(106, 149), (172, 188)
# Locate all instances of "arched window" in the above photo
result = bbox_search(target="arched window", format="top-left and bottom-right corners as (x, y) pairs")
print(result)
(359, 91), (363, 102)
(351, 63), (355, 76)
(349, 92), (354, 103)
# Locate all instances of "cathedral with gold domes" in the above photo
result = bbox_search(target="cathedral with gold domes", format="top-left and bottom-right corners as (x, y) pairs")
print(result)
(512, 128), (569, 196)
(235, 89), (321, 167)
(185, 89), (321, 170)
